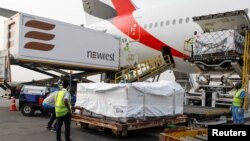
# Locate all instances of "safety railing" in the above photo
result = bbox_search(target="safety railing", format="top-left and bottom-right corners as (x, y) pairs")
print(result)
(183, 40), (192, 60)
(114, 55), (172, 83)
(242, 31), (250, 110)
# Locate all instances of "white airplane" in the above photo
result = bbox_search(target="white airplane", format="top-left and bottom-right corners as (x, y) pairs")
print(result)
(81, 0), (250, 73)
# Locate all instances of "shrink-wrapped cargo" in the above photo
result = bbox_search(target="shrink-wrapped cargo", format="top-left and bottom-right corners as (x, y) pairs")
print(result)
(192, 29), (244, 56)
(75, 81), (184, 121)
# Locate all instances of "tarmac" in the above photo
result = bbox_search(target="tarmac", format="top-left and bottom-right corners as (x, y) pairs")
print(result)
(2, 96), (249, 141)
(0, 97), (160, 141)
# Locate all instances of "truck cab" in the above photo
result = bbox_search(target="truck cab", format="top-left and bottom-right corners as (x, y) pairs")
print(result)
(19, 85), (50, 116)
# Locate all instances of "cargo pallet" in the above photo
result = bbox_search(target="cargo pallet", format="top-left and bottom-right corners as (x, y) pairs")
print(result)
(184, 105), (231, 120)
(187, 51), (243, 72)
(71, 107), (187, 137)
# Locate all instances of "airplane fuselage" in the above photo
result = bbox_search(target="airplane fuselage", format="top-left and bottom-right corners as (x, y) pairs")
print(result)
(88, 0), (250, 73)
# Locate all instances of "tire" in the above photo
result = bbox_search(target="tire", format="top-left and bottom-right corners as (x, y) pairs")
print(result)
(21, 103), (35, 116)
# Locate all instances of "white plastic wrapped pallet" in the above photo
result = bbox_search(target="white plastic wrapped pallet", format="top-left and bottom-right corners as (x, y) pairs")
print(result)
(193, 29), (244, 55)
(75, 81), (184, 121)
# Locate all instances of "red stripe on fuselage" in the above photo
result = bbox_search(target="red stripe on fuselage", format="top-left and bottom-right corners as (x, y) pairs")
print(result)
(112, 0), (135, 15)
(112, 0), (188, 58)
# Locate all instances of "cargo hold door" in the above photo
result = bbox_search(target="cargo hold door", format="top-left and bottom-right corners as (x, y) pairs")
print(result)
(193, 10), (250, 34)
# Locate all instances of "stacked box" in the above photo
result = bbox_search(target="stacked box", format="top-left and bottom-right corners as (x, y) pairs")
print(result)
(193, 29), (244, 56)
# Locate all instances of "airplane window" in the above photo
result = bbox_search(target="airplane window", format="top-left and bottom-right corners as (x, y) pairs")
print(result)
(179, 18), (183, 24)
(172, 19), (176, 25)
(166, 20), (170, 26)
(185, 17), (190, 23)
(144, 24), (147, 29)
(155, 22), (158, 28)
(149, 23), (152, 28)
(160, 21), (164, 27)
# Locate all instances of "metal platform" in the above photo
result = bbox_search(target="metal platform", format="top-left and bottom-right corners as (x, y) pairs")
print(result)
(114, 55), (174, 83)
(189, 54), (243, 72)
(184, 105), (231, 120)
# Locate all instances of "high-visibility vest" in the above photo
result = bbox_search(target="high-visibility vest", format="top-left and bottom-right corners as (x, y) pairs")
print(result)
(123, 43), (129, 52)
(232, 89), (245, 107)
(55, 90), (68, 117)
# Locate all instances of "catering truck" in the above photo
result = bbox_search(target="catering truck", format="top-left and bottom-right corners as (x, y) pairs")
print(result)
(0, 12), (141, 87)
(1, 12), (169, 98)
(2, 12), (123, 71)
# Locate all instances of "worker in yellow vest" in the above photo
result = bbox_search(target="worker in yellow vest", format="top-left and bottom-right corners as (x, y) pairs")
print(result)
(55, 79), (72, 141)
(188, 31), (199, 57)
(123, 43), (130, 52)
(231, 82), (245, 125)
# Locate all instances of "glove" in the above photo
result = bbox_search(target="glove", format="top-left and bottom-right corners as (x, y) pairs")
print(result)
(237, 108), (243, 114)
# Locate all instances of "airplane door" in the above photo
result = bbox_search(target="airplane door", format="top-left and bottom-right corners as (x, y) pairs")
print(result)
(128, 17), (140, 41)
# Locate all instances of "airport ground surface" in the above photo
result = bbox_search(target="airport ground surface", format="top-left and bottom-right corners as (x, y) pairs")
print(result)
(0, 97), (161, 141)
(2, 97), (250, 141)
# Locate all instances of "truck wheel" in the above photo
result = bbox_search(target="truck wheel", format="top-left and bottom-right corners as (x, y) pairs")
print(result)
(21, 104), (34, 116)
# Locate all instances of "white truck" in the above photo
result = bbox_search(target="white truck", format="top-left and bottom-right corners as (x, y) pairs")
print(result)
(2, 12), (136, 72)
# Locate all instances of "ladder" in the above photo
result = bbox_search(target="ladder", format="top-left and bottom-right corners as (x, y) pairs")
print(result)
(114, 55), (173, 83)
(242, 31), (250, 110)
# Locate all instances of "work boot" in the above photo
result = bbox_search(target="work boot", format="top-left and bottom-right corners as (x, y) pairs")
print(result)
(45, 126), (52, 130)
(50, 128), (56, 133)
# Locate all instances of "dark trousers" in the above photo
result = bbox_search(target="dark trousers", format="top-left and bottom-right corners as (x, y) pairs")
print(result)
(191, 45), (194, 57)
(56, 113), (71, 141)
(47, 108), (56, 128)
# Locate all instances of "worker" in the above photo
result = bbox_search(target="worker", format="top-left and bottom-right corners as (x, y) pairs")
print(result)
(55, 79), (72, 141)
(57, 75), (64, 89)
(231, 82), (246, 125)
(188, 31), (199, 57)
(123, 43), (129, 52)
